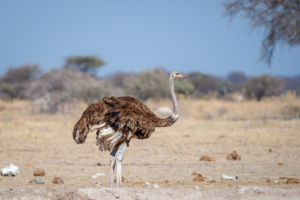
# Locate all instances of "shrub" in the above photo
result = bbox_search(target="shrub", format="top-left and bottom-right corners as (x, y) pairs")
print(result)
(282, 75), (300, 96)
(0, 64), (42, 99)
(124, 68), (169, 100)
(175, 79), (195, 95)
(244, 75), (284, 101)
(281, 105), (300, 120)
(25, 68), (111, 113)
(188, 72), (231, 97)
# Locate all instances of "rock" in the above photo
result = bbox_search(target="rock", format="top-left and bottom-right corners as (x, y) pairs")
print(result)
(231, 151), (238, 159)
(278, 162), (283, 166)
(96, 173), (105, 177)
(33, 168), (45, 176)
(165, 180), (169, 184)
(144, 182), (150, 186)
(53, 177), (64, 184)
(193, 174), (205, 182)
(209, 157), (216, 161)
(226, 154), (233, 160)
(29, 180), (33, 183)
(194, 186), (199, 190)
(25, 163), (33, 167)
(200, 156), (210, 161)
(226, 151), (241, 161)
(153, 184), (159, 188)
(221, 174), (238, 180)
(1, 164), (19, 176)
(34, 177), (45, 184)
(207, 180), (216, 183)
(286, 178), (299, 184)
(266, 179), (271, 183)
(96, 182), (103, 186)
(200, 156), (216, 161)
(192, 172), (197, 175)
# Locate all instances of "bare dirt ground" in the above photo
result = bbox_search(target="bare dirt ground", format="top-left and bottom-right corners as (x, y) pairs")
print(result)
(0, 97), (300, 199)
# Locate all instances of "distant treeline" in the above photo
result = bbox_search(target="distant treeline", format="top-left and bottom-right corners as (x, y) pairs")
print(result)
(0, 64), (299, 113)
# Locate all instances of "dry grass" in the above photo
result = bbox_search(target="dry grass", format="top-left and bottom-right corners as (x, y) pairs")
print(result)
(0, 95), (299, 189)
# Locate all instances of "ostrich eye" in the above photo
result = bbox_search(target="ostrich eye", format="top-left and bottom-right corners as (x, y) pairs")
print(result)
(176, 73), (179, 75)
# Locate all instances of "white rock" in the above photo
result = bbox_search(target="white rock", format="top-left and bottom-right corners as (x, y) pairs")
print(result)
(153, 184), (159, 188)
(96, 182), (103, 186)
(92, 175), (98, 179)
(1, 164), (19, 176)
(144, 182), (150, 186)
(221, 174), (238, 180)
(194, 186), (199, 190)
(96, 173), (105, 177)
(274, 180), (278, 183)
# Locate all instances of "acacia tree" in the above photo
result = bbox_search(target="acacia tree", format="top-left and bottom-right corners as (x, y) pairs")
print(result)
(64, 55), (105, 74)
(223, 0), (300, 66)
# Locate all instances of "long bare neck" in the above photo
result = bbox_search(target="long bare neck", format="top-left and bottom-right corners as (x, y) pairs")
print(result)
(169, 77), (179, 120)
(155, 75), (179, 127)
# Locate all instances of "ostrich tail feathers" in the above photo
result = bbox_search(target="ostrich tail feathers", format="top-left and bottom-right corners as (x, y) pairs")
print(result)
(73, 118), (89, 144)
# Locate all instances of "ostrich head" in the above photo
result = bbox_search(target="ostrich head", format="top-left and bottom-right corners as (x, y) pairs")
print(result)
(170, 71), (186, 79)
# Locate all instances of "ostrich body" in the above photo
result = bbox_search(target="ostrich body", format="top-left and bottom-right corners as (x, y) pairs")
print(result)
(73, 71), (185, 187)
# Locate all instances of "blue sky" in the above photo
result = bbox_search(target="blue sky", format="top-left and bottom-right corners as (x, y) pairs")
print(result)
(0, 0), (299, 78)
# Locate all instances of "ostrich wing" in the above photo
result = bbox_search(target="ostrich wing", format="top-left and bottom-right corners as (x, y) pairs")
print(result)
(103, 96), (159, 139)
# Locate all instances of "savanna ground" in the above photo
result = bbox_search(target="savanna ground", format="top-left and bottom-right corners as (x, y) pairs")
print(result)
(0, 93), (300, 199)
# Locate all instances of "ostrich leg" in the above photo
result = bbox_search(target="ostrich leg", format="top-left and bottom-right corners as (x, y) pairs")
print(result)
(109, 150), (116, 187)
(108, 143), (127, 188)
(115, 143), (127, 188)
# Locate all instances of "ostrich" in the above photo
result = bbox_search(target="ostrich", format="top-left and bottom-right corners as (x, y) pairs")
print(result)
(73, 71), (186, 187)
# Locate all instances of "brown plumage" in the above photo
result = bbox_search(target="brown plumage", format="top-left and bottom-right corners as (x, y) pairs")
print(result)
(73, 96), (177, 149)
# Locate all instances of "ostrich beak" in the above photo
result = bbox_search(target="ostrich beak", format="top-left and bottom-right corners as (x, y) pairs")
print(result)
(178, 73), (186, 78)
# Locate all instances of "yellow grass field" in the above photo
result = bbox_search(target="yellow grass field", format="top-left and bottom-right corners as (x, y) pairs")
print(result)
(0, 95), (300, 199)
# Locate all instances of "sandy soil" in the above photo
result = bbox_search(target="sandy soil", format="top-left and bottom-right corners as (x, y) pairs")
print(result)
(0, 99), (299, 199)
(0, 185), (300, 200)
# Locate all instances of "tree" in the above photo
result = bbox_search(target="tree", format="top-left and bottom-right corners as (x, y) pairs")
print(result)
(223, 0), (300, 66)
(0, 64), (42, 99)
(187, 72), (228, 96)
(244, 75), (284, 100)
(64, 55), (105, 74)
(227, 71), (248, 85)
(0, 64), (42, 83)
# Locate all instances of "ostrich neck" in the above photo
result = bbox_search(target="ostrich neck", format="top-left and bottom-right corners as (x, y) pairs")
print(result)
(154, 75), (179, 127)
(169, 77), (179, 121)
